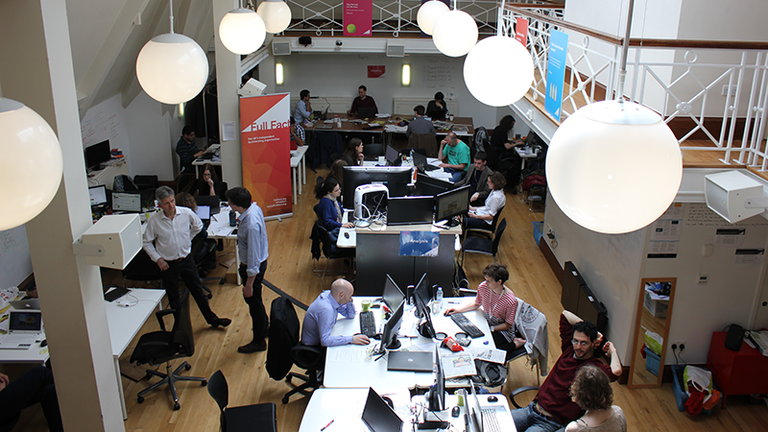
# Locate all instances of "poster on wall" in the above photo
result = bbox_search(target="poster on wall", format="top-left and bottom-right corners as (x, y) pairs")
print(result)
(240, 93), (292, 218)
(545, 29), (568, 120)
(368, 65), (386, 78)
(344, 0), (372, 36)
(515, 17), (528, 46)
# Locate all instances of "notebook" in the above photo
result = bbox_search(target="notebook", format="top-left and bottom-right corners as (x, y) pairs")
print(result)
(0, 311), (43, 350)
(387, 350), (434, 372)
(362, 387), (404, 432)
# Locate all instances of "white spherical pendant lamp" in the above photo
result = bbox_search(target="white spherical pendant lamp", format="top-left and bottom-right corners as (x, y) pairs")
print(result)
(0, 98), (63, 231)
(463, 35), (534, 106)
(257, 0), (292, 34)
(432, 10), (478, 57)
(136, 33), (209, 104)
(417, 0), (449, 36)
(219, 8), (267, 55)
(546, 100), (682, 234)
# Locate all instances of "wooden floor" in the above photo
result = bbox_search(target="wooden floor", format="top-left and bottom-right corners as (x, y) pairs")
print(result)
(14, 167), (768, 431)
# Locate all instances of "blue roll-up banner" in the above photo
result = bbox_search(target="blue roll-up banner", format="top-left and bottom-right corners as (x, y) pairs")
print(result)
(545, 29), (569, 120)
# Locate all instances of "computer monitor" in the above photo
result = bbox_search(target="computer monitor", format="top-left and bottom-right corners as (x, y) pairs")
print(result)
(194, 195), (221, 214)
(195, 204), (211, 222)
(435, 185), (470, 224)
(387, 196), (434, 226)
(362, 387), (404, 432)
(378, 298), (404, 353)
(384, 144), (400, 165)
(427, 344), (446, 412)
(382, 274), (405, 310)
(111, 192), (142, 212)
(342, 166), (412, 209)
(415, 173), (452, 197)
(89, 185), (108, 207)
(413, 272), (432, 313)
(84, 140), (111, 170)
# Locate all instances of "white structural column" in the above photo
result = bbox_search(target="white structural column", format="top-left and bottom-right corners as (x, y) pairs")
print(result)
(0, 1), (124, 431)
(213, 0), (245, 188)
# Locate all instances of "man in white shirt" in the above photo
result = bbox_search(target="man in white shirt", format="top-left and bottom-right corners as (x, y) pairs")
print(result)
(143, 186), (231, 328)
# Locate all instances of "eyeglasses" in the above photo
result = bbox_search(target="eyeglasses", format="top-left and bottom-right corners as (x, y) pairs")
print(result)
(571, 339), (590, 347)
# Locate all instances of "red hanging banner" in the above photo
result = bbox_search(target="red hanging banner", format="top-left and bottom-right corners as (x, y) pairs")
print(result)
(240, 93), (292, 217)
(515, 17), (529, 46)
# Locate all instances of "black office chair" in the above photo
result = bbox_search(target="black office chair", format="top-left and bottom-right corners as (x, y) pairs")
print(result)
(191, 232), (221, 289)
(509, 386), (540, 409)
(207, 370), (277, 432)
(122, 249), (163, 289)
(461, 219), (507, 267)
(363, 143), (385, 157)
(309, 220), (354, 278)
(130, 291), (207, 410)
(465, 205), (505, 239)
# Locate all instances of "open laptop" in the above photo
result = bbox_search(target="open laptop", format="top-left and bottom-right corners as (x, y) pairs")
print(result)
(358, 107), (377, 119)
(196, 204), (211, 226)
(387, 350), (434, 372)
(9, 298), (41, 310)
(467, 381), (514, 432)
(194, 195), (221, 214)
(0, 311), (43, 350)
(384, 144), (401, 166)
(411, 151), (440, 172)
(362, 387), (404, 432)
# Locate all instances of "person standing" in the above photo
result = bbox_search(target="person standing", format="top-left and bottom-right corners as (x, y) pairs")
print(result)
(226, 187), (271, 354)
(294, 89), (313, 125)
(143, 186), (231, 328)
(175, 125), (205, 174)
(566, 365), (627, 432)
(349, 85), (378, 117)
(438, 131), (471, 182)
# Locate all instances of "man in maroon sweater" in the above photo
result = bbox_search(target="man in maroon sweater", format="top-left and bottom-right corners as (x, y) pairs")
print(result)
(511, 310), (622, 431)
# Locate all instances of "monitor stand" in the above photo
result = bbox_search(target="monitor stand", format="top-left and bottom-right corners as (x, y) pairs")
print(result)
(445, 216), (461, 228)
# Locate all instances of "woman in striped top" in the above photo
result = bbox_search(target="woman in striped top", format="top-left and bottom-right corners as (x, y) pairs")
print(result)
(445, 263), (525, 361)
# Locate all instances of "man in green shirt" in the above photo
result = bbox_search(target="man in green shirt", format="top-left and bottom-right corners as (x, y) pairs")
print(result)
(438, 131), (471, 182)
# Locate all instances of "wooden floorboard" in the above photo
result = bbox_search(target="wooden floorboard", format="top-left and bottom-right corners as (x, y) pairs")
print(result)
(12, 166), (768, 431)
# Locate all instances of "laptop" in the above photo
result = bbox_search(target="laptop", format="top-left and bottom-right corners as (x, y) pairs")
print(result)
(362, 387), (404, 432)
(194, 195), (221, 214)
(358, 107), (377, 119)
(387, 350), (434, 372)
(0, 311), (43, 350)
(467, 381), (514, 432)
(411, 151), (440, 172)
(387, 196), (434, 226)
(9, 298), (41, 310)
(196, 205), (211, 224)
(384, 144), (401, 166)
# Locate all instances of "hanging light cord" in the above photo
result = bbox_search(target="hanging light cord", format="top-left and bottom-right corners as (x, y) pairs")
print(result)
(169, 0), (175, 33)
(616, 0), (634, 101)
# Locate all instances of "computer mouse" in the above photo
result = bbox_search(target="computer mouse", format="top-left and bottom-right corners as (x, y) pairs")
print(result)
(451, 406), (461, 418)
(40, 339), (47, 347)
(344, 232), (350, 239)
(487, 395), (498, 403)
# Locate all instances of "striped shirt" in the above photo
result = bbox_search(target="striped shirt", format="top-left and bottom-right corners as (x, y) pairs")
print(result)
(474, 281), (517, 342)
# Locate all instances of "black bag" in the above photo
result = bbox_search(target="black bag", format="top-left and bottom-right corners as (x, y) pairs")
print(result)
(265, 297), (300, 380)
(724, 324), (745, 351)
(470, 359), (506, 388)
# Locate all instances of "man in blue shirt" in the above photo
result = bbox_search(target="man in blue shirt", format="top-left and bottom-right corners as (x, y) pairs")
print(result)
(301, 279), (370, 347)
(175, 125), (205, 174)
(294, 89), (312, 125)
(226, 187), (270, 354)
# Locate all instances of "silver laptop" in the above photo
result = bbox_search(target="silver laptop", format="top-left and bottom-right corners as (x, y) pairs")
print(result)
(467, 382), (514, 432)
(0, 310), (43, 349)
(9, 298), (40, 310)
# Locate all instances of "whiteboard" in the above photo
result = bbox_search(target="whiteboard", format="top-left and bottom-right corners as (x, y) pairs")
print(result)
(0, 225), (33, 289)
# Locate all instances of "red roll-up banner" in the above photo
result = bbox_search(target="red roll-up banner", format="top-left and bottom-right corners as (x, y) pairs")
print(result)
(240, 93), (292, 217)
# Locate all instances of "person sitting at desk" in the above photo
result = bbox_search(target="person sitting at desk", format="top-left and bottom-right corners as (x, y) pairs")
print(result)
(176, 125), (205, 174)
(566, 365), (627, 432)
(444, 263), (524, 362)
(426, 91), (448, 119)
(511, 310), (621, 432)
(294, 89), (313, 125)
(188, 163), (225, 199)
(0, 366), (63, 432)
(314, 177), (354, 248)
(406, 105), (436, 137)
(454, 151), (493, 205)
(438, 132), (471, 182)
(143, 186), (231, 329)
(349, 85), (378, 117)
(465, 172), (506, 230)
(290, 116), (305, 150)
(341, 137), (364, 166)
(301, 279), (370, 348)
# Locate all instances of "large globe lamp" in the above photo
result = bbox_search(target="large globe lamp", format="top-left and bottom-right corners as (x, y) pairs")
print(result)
(417, 1), (449, 36)
(463, 35), (534, 106)
(219, 8), (267, 54)
(136, 33), (209, 104)
(432, 10), (477, 57)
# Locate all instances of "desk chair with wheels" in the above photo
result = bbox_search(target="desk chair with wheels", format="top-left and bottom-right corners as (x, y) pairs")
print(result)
(207, 370), (277, 432)
(130, 291), (207, 410)
(466, 205), (505, 239)
(461, 218), (507, 267)
(309, 220), (354, 278)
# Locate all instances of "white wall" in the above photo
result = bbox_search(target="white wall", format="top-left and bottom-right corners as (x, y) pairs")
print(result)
(273, 53), (499, 129)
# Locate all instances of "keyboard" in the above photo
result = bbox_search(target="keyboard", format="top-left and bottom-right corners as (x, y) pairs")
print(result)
(481, 408), (502, 432)
(359, 311), (377, 338)
(450, 313), (485, 338)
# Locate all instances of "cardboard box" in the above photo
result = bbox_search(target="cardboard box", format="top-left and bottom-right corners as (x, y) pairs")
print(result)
(643, 292), (669, 319)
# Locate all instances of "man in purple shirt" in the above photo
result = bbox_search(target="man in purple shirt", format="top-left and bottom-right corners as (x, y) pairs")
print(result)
(301, 279), (370, 347)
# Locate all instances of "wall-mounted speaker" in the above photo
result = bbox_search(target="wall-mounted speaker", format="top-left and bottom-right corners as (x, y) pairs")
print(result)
(272, 40), (291, 56)
(386, 44), (405, 57)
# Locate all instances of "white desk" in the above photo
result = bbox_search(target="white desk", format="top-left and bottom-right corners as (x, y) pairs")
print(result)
(514, 146), (539, 171)
(290, 146), (309, 204)
(324, 297), (495, 391)
(87, 159), (129, 187)
(206, 206), (241, 285)
(104, 288), (165, 419)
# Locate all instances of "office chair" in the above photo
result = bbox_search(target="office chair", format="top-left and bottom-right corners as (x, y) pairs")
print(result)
(122, 249), (163, 289)
(465, 205), (505, 239)
(130, 291), (207, 410)
(461, 219), (507, 267)
(408, 133), (437, 157)
(363, 143), (385, 157)
(207, 370), (277, 432)
(509, 386), (540, 409)
(309, 220), (355, 278)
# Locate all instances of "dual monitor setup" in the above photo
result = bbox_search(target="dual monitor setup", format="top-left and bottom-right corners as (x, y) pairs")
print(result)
(342, 164), (470, 227)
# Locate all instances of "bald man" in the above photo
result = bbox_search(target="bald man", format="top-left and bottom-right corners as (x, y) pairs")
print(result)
(301, 279), (370, 347)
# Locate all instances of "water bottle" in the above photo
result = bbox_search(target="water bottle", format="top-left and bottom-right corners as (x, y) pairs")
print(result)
(435, 286), (444, 312)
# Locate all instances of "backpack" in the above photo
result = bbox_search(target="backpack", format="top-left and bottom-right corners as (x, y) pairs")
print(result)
(470, 359), (506, 387)
(265, 297), (300, 381)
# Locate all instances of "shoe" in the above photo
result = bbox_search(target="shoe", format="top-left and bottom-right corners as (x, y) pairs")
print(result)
(210, 318), (232, 328)
(262, 324), (271, 339)
(238, 340), (267, 353)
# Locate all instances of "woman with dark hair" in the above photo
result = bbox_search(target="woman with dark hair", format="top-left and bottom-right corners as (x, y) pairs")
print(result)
(329, 158), (348, 188)
(341, 137), (364, 166)
(491, 115), (523, 191)
(465, 171), (506, 230)
(444, 263), (525, 361)
(314, 176), (354, 244)
(426, 91), (448, 119)
(566, 365), (627, 432)
(189, 163), (225, 198)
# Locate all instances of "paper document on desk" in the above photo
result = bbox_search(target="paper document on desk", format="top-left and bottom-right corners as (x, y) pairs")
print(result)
(385, 125), (407, 133)
(747, 331), (768, 356)
(327, 347), (369, 363)
(473, 348), (507, 365)
(210, 226), (234, 237)
(441, 353), (477, 379)
(426, 170), (452, 182)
